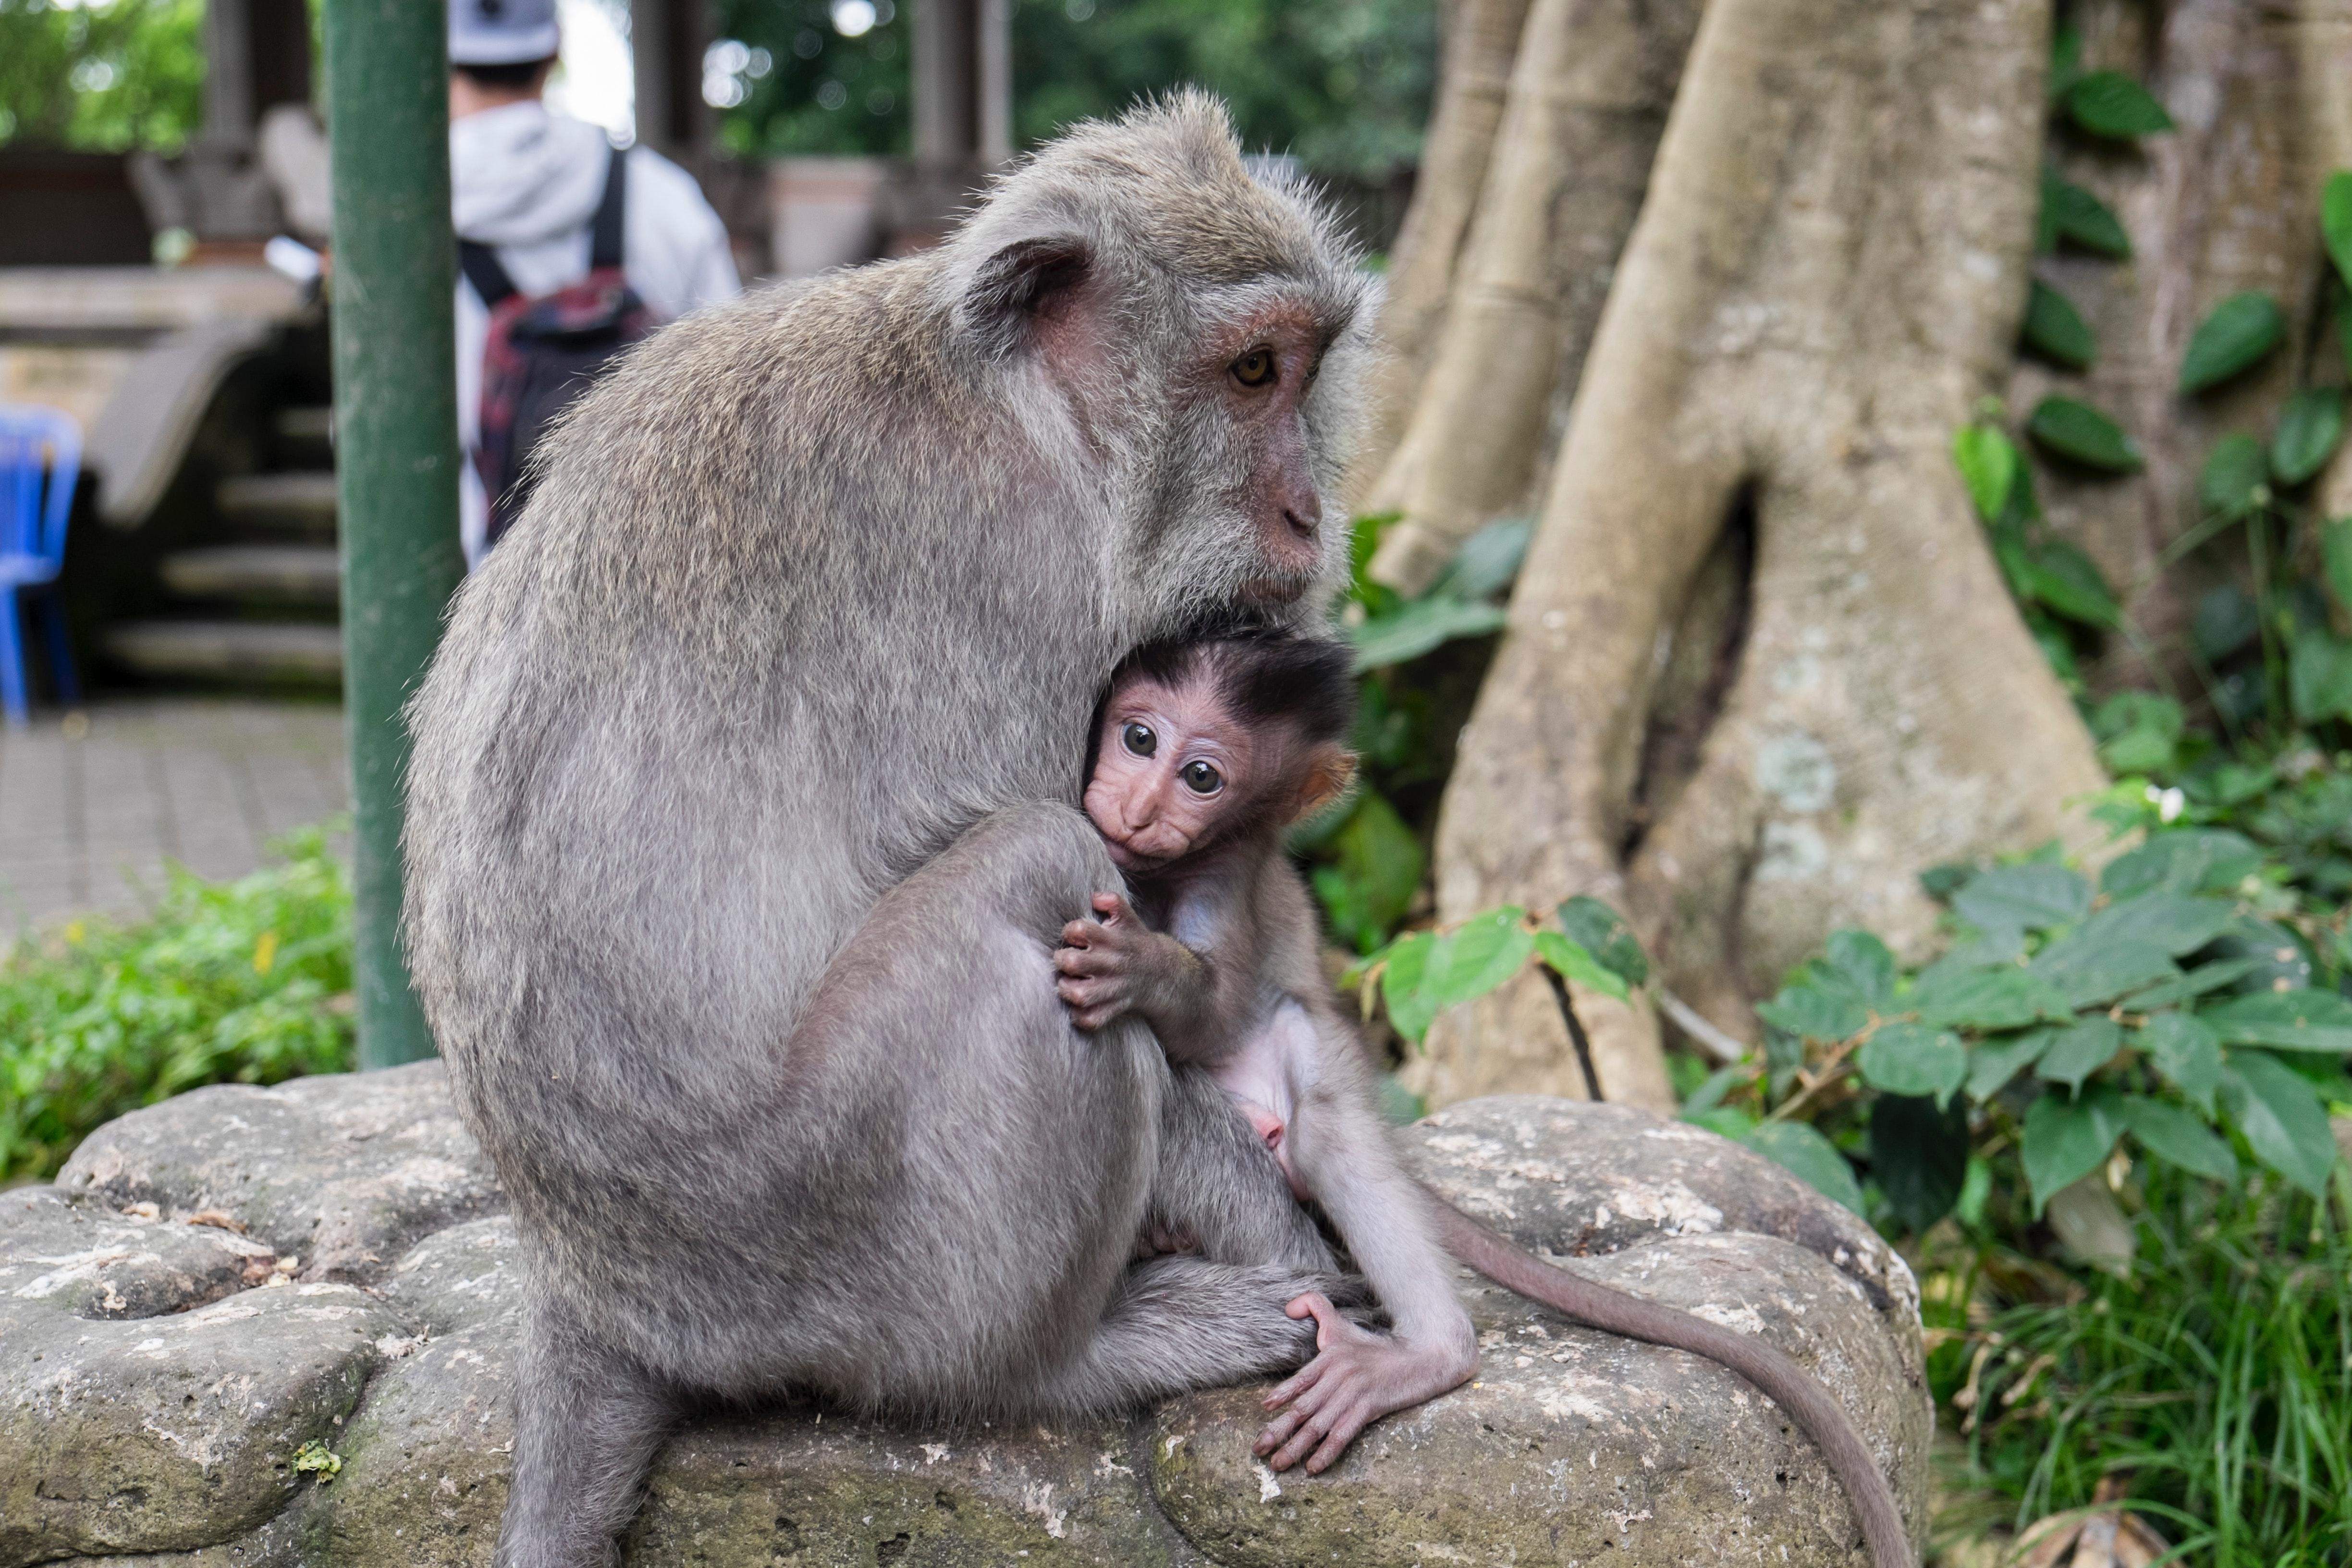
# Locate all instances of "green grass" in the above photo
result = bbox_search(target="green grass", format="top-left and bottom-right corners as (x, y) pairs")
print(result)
(1941, 1163), (2352, 1565)
(0, 827), (355, 1184)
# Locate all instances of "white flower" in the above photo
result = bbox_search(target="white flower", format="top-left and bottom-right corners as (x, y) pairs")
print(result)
(2142, 784), (2185, 823)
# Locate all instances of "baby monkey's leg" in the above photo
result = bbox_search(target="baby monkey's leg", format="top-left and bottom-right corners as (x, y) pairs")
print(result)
(1144, 1065), (1338, 1274)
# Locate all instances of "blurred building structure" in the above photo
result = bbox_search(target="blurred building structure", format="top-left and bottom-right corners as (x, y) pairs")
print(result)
(0, 0), (1012, 707)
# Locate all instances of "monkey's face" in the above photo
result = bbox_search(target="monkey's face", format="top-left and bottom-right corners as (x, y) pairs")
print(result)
(1201, 301), (1338, 609)
(1117, 277), (1366, 634)
(1083, 674), (1265, 873)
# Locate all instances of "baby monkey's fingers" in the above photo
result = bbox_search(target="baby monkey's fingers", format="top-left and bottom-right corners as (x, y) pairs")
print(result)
(1054, 943), (1121, 977)
(1059, 918), (1105, 949)
(1090, 891), (1136, 924)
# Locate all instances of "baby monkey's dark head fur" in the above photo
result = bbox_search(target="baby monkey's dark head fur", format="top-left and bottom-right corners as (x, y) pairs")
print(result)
(1085, 632), (1357, 877)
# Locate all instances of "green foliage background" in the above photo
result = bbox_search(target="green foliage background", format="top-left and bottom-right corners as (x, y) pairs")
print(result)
(0, 0), (204, 151)
(710, 0), (1436, 182)
(0, 831), (355, 1184)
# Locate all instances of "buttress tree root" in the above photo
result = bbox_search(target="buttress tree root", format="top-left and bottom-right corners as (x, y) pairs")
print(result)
(1390, 0), (2110, 1110)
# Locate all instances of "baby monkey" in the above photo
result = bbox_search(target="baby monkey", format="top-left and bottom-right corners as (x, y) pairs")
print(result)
(1055, 632), (1914, 1568)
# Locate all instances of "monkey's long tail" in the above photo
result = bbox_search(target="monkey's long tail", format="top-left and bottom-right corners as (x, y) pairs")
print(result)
(1427, 1201), (1917, 1568)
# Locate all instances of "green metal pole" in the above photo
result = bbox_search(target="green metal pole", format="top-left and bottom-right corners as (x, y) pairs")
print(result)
(325, 0), (465, 1069)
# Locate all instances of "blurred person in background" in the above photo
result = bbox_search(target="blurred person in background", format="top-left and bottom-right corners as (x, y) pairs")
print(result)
(449, 0), (739, 564)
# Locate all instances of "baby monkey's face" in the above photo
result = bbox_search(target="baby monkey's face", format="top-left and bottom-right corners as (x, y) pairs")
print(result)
(1085, 674), (1259, 874)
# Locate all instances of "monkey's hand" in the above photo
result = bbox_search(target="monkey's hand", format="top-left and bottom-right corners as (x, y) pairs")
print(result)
(1055, 893), (1188, 1032)
(1254, 1293), (1480, 1475)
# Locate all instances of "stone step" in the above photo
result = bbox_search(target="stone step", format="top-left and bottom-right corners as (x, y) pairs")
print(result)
(273, 405), (335, 468)
(216, 471), (337, 539)
(159, 544), (340, 606)
(102, 620), (342, 683)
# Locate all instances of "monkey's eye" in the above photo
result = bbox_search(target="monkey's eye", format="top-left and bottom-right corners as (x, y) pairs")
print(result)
(1231, 348), (1277, 388)
(1182, 760), (1224, 795)
(1122, 723), (1155, 758)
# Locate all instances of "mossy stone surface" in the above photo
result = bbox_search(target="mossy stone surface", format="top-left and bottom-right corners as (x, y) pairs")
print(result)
(5, 1072), (1924, 1568)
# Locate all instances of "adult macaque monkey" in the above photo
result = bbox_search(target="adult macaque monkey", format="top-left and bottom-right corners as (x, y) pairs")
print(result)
(406, 96), (1375, 1568)
(1058, 632), (1915, 1568)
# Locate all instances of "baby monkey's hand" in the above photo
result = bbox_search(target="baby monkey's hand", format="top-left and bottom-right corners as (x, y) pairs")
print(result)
(1055, 893), (1149, 1031)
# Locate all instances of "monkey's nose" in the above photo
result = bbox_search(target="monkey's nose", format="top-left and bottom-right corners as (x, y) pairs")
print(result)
(1282, 506), (1318, 539)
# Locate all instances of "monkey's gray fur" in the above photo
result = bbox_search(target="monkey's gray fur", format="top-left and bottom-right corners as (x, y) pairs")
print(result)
(404, 94), (1374, 1568)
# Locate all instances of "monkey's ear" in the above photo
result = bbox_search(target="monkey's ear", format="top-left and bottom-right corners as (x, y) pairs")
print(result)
(966, 234), (1094, 358)
(1293, 746), (1358, 822)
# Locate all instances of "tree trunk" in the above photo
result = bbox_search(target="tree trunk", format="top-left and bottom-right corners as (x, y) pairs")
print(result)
(1363, 0), (1702, 593)
(2009, 0), (2318, 695)
(1398, 0), (2110, 1110)
(1355, 0), (1536, 495)
(2295, 0), (2352, 543)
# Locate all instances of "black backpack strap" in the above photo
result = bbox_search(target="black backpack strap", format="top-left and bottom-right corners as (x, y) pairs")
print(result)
(589, 146), (626, 271)
(457, 239), (518, 308)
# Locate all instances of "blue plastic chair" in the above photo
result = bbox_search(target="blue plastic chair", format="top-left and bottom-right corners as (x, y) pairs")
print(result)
(0, 405), (82, 728)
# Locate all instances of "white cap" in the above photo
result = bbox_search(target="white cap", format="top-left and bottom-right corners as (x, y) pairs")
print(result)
(449, 0), (560, 67)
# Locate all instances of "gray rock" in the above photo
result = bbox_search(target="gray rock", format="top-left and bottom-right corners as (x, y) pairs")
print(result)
(55, 1061), (501, 1285)
(0, 1186), (279, 1318)
(0, 1280), (402, 1565)
(7, 1072), (1926, 1567)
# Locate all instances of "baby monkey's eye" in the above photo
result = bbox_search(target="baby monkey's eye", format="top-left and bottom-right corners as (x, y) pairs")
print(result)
(1231, 348), (1276, 388)
(1122, 723), (1155, 757)
(1182, 760), (1224, 795)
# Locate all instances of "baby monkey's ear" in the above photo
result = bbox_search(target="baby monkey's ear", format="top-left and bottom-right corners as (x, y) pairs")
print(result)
(1293, 745), (1358, 821)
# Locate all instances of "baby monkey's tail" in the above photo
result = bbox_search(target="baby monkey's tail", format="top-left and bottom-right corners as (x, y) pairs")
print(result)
(1425, 1200), (1917, 1568)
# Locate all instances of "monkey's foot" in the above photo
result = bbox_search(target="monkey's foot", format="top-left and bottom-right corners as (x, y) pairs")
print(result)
(1253, 1292), (1478, 1474)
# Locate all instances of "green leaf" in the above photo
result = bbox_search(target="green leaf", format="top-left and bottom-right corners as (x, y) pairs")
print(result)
(2015, 540), (2122, 628)
(2121, 1095), (2238, 1182)
(1857, 1022), (1969, 1105)
(1380, 930), (1445, 1044)
(2220, 1050), (2340, 1194)
(2028, 931), (2180, 1009)
(2022, 1088), (2125, 1214)
(2272, 389), (2346, 486)
(1953, 423), (2021, 522)
(1951, 862), (2092, 932)
(2138, 1011), (2225, 1115)
(1679, 1062), (1753, 1118)
(2073, 892), (2233, 958)
(2121, 956), (2265, 1015)
(1350, 595), (1509, 672)
(1348, 512), (1403, 618)
(1968, 1029), (2057, 1101)
(2064, 71), (2174, 137)
(1426, 515), (1533, 601)
(1869, 1093), (1971, 1232)
(1740, 1120), (1866, 1215)
(1533, 930), (1629, 1002)
(2027, 397), (2142, 471)
(2193, 585), (2261, 661)
(2324, 517), (2352, 616)
(1755, 981), (1869, 1044)
(2201, 989), (2352, 1052)
(2049, 25), (2082, 100)
(1375, 1074), (1427, 1127)
(1314, 791), (1425, 953)
(2020, 280), (2096, 368)
(1821, 929), (1899, 1011)
(1432, 907), (1534, 1012)
(2179, 293), (2285, 393)
(2198, 432), (2271, 518)
(1911, 965), (2073, 1032)
(2041, 170), (2133, 257)
(2324, 171), (2352, 292)
(2102, 828), (2264, 897)
(1554, 895), (1649, 987)
(1688, 1105), (1758, 1142)
(2290, 625), (2352, 725)
(2034, 1016), (2125, 1092)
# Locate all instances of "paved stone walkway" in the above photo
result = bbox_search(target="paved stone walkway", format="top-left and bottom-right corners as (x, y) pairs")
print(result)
(0, 700), (348, 929)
